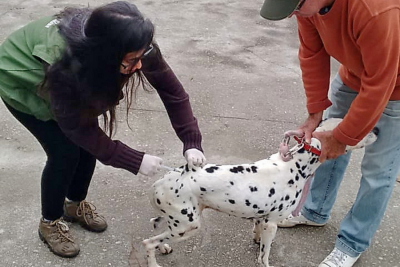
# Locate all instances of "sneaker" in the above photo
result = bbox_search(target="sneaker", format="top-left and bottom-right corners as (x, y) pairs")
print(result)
(63, 200), (107, 232)
(278, 212), (326, 228)
(38, 218), (80, 258)
(319, 248), (360, 267)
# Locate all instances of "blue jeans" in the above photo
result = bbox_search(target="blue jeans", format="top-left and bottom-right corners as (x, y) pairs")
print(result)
(302, 74), (400, 257)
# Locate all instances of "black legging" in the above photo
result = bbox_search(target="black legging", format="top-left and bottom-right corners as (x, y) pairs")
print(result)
(2, 99), (96, 220)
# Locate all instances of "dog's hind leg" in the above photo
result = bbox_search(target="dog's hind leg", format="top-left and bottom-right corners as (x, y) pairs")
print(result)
(257, 220), (277, 267)
(150, 217), (165, 230)
(143, 219), (202, 267)
(143, 232), (170, 267)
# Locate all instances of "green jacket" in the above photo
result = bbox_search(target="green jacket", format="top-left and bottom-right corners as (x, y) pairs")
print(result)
(0, 16), (65, 121)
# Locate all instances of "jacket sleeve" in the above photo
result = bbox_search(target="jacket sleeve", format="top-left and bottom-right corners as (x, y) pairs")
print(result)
(297, 16), (332, 114)
(49, 88), (144, 174)
(333, 10), (400, 145)
(141, 54), (203, 154)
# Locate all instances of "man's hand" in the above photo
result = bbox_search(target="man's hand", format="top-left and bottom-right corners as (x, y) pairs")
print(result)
(298, 112), (324, 143)
(312, 130), (346, 162)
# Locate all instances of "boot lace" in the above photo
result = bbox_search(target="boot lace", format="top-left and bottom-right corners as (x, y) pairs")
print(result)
(50, 219), (74, 243)
(76, 200), (103, 225)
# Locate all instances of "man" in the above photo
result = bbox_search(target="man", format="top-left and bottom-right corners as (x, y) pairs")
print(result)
(259, 0), (400, 266)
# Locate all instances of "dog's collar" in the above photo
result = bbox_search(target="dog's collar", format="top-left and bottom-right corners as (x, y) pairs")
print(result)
(293, 136), (321, 156)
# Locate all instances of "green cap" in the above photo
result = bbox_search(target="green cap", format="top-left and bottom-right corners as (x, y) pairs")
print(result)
(260, 0), (300, 20)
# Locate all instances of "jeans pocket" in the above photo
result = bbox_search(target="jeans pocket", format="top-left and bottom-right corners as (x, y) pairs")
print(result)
(383, 100), (400, 118)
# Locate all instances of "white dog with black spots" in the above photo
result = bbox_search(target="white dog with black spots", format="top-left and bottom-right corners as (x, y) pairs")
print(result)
(143, 118), (378, 267)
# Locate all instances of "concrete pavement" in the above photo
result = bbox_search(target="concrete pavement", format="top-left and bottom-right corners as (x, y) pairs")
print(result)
(1, 0), (399, 266)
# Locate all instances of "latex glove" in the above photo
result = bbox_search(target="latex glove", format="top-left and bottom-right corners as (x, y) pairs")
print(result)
(139, 154), (163, 176)
(184, 148), (206, 169)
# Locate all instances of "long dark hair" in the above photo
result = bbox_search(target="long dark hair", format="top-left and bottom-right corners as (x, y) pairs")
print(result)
(44, 1), (157, 136)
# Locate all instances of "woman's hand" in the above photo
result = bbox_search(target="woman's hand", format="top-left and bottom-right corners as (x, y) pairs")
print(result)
(139, 154), (163, 176)
(184, 148), (206, 169)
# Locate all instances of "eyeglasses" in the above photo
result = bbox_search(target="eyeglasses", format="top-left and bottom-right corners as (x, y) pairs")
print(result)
(294, 0), (306, 12)
(121, 44), (154, 69)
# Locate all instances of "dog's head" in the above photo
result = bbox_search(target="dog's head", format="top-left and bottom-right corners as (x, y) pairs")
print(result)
(312, 118), (378, 151)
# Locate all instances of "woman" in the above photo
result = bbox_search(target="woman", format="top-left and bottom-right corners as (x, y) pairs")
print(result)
(0, 1), (206, 258)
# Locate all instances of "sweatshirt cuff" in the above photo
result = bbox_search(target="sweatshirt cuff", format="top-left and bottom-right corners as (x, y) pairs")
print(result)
(109, 141), (145, 175)
(306, 98), (332, 114)
(333, 126), (360, 146)
(182, 132), (203, 154)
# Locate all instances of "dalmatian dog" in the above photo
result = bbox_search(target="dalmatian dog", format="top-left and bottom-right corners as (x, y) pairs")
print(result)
(142, 118), (378, 267)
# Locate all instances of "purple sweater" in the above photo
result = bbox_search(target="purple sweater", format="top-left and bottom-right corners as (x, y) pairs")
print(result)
(49, 58), (202, 175)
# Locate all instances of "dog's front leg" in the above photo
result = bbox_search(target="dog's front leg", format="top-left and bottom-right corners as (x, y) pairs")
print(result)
(257, 221), (277, 267)
(253, 219), (262, 244)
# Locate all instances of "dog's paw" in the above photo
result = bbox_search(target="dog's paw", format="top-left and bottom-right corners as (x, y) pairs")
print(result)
(158, 244), (173, 255)
(257, 255), (272, 267)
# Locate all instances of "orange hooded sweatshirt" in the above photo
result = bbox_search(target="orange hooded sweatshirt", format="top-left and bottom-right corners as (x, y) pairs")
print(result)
(297, 0), (400, 145)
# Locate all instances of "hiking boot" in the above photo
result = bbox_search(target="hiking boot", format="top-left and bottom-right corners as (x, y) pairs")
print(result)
(63, 200), (107, 232)
(319, 248), (360, 267)
(278, 212), (327, 228)
(38, 218), (80, 258)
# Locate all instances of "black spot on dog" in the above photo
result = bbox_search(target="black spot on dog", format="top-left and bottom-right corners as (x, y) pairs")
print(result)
(253, 204), (258, 209)
(205, 166), (219, 173)
(301, 165), (306, 171)
(273, 163), (278, 166)
(290, 168), (294, 173)
(295, 162), (301, 168)
(161, 209), (166, 213)
(169, 215), (174, 220)
(269, 188), (275, 197)
(246, 168), (251, 172)
(230, 181), (234, 186)
(230, 166), (245, 173)
(298, 147), (306, 154)
(181, 209), (188, 215)
(257, 210), (265, 214)
(295, 174), (300, 181)
(285, 195), (290, 201)
(157, 199), (161, 205)
(310, 157), (317, 164)
(278, 204), (284, 211)
(179, 232), (185, 237)
(251, 166), (258, 173)
(288, 179), (294, 185)
(175, 189), (179, 194)
(298, 170), (306, 178)
(245, 200), (251, 206)
(229, 199), (236, 204)
(270, 206), (276, 212)
(185, 164), (189, 172)
(249, 186), (258, 192)
(200, 187), (207, 192)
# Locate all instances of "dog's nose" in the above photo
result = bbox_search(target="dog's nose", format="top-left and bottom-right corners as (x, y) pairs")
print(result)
(372, 127), (380, 136)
